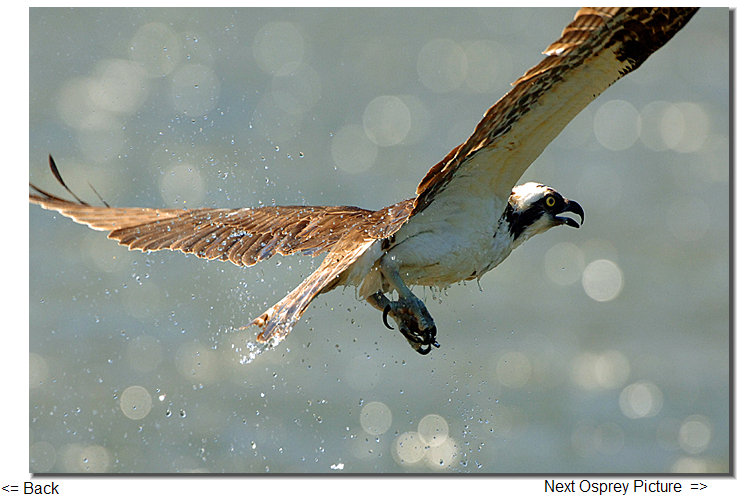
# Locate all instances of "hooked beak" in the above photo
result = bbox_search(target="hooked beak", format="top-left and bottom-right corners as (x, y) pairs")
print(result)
(554, 199), (584, 229)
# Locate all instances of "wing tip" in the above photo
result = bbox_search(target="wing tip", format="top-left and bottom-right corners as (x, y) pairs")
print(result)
(30, 154), (92, 207)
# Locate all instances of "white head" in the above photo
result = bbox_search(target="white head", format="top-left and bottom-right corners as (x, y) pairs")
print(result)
(504, 182), (584, 246)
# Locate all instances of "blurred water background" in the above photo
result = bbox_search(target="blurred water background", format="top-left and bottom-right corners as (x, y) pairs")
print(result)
(29, 8), (729, 473)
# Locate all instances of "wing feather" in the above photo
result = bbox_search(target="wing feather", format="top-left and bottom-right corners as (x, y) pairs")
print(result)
(30, 157), (412, 268)
(413, 7), (697, 215)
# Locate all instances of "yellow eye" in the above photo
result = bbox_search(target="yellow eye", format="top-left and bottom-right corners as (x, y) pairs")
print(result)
(545, 196), (556, 207)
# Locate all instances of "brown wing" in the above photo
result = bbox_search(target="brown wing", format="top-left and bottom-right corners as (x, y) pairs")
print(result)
(30, 156), (413, 268)
(413, 7), (698, 216)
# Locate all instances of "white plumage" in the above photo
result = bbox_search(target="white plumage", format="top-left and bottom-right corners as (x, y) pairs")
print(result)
(29, 8), (697, 354)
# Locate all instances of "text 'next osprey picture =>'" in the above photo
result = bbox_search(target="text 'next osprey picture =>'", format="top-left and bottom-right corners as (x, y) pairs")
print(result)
(29, 8), (729, 474)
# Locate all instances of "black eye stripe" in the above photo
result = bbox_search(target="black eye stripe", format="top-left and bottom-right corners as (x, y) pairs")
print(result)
(503, 189), (566, 240)
(505, 203), (546, 239)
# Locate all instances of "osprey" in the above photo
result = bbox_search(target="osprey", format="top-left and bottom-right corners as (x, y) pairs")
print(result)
(30, 8), (697, 354)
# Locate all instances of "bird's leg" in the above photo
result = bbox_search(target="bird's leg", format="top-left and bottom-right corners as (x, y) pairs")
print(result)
(366, 259), (439, 355)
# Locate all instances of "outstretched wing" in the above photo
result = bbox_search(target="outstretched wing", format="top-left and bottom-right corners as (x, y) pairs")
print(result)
(412, 7), (698, 216)
(30, 156), (412, 268)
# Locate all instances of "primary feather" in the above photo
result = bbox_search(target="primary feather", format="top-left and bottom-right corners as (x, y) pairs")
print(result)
(29, 8), (697, 347)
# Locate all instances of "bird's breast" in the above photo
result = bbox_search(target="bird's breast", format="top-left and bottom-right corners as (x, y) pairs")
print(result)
(381, 195), (514, 288)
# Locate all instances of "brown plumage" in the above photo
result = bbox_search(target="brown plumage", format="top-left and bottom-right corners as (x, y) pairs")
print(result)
(30, 8), (697, 348)
(413, 8), (697, 215)
(30, 157), (413, 268)
(30, 157), (414, 342)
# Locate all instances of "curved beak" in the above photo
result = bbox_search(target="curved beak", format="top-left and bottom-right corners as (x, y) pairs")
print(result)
(555, 199), (584, 229)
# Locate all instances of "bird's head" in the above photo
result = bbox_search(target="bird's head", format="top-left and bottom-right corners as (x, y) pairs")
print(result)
(504, 182), (584, 245)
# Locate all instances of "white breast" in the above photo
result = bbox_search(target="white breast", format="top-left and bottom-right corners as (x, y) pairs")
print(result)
(353, 190), (514, 298)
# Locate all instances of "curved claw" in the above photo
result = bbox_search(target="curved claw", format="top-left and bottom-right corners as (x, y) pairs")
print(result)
(414, 340), (440, 355)
(382, 304), (394, 330)
(379, 297), (440, 354)
(416, 344), (432, 355)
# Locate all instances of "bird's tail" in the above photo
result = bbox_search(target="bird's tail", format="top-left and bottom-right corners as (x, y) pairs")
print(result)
(250, 235), (377, 344)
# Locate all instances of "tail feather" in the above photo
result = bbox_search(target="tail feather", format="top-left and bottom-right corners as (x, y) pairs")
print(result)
(31, 156), (414, 345)
(251, 236), (377, 343)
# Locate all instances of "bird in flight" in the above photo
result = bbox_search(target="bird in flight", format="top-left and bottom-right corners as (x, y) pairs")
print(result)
(30, 8), (697, 355)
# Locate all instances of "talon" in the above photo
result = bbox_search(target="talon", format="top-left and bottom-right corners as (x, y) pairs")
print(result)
(414, 339), (439, 355)
(382, 304), (394, 330)
(423, 325), (437, 344)
(416, 344), (432, 355)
